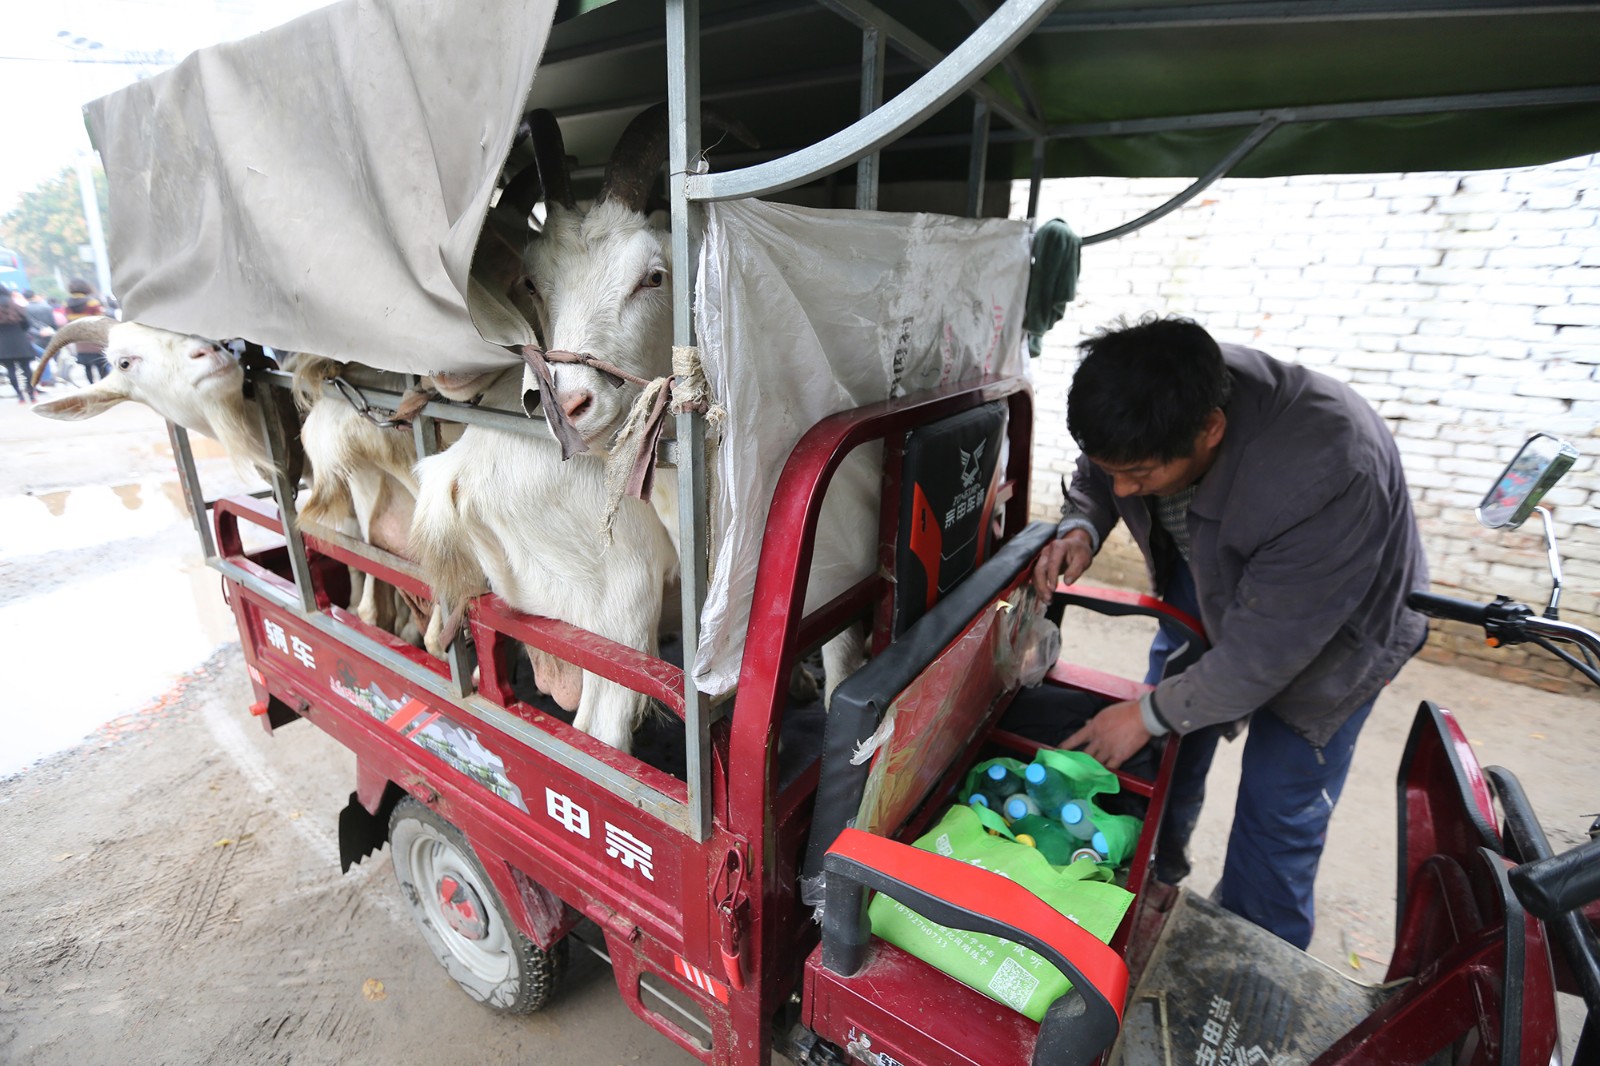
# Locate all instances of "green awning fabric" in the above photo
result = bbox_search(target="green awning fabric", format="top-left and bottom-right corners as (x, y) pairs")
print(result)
(537, 0), (1600, 191)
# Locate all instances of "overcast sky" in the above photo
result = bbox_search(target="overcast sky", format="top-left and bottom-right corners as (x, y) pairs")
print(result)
(1, 0), (329, 216)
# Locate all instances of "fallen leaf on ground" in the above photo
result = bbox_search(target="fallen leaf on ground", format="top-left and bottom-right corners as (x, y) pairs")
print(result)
(215, 839), (233, 847)
(1529, 732), (1546, 740)
(52, 853), (72, 862)
(363, 978), (387, 1001)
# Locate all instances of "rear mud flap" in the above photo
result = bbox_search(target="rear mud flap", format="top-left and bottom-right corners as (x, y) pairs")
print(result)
(338, 790), (392, 873)
(1110, 892), (1394, 1066)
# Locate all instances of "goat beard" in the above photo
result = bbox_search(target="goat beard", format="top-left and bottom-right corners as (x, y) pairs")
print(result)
(205, 392), (279, 482)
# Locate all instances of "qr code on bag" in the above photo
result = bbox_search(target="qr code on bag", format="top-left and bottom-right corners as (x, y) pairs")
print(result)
(986, 956), (1040, 1011)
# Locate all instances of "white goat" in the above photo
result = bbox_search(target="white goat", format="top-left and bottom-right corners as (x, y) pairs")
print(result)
(290, 356), (433, 641)
(31, 321), (439, 647)
(409, 108), (682, 752)
(32, 319), (274, 477)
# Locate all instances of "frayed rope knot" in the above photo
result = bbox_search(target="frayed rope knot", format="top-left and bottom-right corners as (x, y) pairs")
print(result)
(600, 345), (722, 541)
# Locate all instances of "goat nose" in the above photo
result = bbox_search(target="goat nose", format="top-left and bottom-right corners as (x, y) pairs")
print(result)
(191, 345), (216, 360)
(558, 389), (593, 420)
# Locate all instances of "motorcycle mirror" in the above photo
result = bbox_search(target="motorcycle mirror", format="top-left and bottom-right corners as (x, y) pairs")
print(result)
(1477, 433), (1580, 530)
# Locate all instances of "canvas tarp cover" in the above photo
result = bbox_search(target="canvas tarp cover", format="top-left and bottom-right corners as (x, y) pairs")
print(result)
(84, 0), (557, 374)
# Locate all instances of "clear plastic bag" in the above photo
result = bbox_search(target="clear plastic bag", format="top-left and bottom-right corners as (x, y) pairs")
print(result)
(1014, 601), (1062, 689)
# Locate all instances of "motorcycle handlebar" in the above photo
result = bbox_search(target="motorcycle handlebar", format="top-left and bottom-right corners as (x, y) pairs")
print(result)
(1406, 591), (1491, 628)
(1510, 836), (1600, 922)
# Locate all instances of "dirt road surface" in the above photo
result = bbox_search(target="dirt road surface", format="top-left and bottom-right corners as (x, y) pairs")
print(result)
(1, 396), (1593, 1063)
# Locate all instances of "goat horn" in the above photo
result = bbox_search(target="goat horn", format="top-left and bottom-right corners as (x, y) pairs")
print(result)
(597, 103), (671, 215)
(497, 158), (545, 223)
(598, 104), (758, 214)
(527, 109), (575, 211)
(32, 316), (114, 387)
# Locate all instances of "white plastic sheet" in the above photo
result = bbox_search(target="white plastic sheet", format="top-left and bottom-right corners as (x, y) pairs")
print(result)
(693, 200), (1031, 696)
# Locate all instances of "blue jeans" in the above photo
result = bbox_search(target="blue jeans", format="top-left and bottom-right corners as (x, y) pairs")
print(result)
(1147, 558), (1376, 950)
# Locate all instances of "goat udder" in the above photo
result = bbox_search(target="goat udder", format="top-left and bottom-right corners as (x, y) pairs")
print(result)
(530, 649), (583, 711)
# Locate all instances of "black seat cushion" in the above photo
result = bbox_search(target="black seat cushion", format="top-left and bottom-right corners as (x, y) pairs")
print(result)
(893, 402), (1007, 636)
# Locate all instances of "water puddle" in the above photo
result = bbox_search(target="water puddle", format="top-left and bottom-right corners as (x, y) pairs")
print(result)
(3, 480), (191, 561)
(1, 476), (258, 776)
(0, 563), (235, 777)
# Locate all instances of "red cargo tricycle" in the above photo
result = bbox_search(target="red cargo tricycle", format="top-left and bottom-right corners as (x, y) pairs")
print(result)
(83, 1), (1600, 1062)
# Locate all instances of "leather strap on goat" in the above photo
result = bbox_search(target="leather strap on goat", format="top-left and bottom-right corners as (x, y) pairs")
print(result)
(520, 344), (662, 460)
(519, 345), (591, 459)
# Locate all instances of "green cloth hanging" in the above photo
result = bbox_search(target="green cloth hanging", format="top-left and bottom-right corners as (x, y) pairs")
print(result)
(1024, 218), (1081, 358)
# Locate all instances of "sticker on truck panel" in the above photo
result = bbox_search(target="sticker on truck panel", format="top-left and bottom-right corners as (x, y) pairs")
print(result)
(330, 669), (527, 812)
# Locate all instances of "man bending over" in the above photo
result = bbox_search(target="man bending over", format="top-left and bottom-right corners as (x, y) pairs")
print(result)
(1033, 314), (1428, 948)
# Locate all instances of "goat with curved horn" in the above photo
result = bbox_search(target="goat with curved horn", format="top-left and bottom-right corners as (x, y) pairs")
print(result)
(31, 316), (114, 387)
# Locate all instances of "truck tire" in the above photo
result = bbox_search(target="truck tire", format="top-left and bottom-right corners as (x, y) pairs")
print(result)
(389, 798), (565, 1014)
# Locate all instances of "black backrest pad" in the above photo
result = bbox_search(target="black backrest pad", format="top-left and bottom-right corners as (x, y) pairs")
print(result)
(893, 402), (1008, 636)
(802, 521), (1058, 887)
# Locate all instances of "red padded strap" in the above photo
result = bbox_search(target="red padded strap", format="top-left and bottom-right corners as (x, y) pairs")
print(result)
(828, 828), (1128, 1018)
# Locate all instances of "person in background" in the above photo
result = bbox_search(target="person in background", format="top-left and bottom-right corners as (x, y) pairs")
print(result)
(65, 278), (112, 382)
(1032, 314), (1428, 949)
(0, 286), (38, 404)
(22, 290), (58, 387)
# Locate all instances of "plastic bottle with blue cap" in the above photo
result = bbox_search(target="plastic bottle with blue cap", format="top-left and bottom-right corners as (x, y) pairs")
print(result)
(982, 762), (1026, 800)
(1057, 798), (1097, 840)
(1003, 794), (1041, 821)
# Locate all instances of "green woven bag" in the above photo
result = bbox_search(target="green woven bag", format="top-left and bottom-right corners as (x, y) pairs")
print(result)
(867, 804), (1134, 1022)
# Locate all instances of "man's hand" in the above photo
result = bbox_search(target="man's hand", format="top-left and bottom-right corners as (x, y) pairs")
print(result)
(1062, 698), (1151, 770)
(1032, 528), (1095, 599)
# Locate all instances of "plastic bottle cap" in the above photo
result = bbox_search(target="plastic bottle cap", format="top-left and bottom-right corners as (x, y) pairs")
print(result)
(986, 764), (1008, 781)
(1091, 831), (1109, 855)
(1015, 834), (1036, 848)
(1025, 763), (1047, 784)
(1005, 797), (1030, 820)
(969, 794), (989, 808)
(1061, 803), (1084, 825)
(1071, 848), (1101, 864)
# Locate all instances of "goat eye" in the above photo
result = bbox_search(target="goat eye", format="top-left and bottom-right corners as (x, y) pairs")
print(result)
(639, 269), (665, 291)
(116, 358), (132, 371)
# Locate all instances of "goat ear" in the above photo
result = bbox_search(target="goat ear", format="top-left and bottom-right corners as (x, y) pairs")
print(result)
(33, 385), (131, 422)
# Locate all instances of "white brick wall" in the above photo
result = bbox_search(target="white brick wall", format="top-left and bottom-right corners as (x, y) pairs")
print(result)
(1015, 154), (1600, 691)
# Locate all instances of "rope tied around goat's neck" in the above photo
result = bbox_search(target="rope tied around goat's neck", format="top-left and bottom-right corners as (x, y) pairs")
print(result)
(518, 343), (723, 541)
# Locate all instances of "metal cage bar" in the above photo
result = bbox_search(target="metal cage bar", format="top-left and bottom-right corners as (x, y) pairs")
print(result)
(855, 26), (886, 211)
(668, 0), (716, 844)
(685, 0), (1062, 202)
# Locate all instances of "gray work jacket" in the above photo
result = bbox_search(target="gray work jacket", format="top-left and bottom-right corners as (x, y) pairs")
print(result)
(1062, 344), (1430, 748)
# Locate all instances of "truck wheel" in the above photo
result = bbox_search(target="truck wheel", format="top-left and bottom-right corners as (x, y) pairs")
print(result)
(389, 798), (564, 1014)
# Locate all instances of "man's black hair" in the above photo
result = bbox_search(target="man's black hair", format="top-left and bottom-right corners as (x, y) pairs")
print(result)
(1067, 314), (1232, 464)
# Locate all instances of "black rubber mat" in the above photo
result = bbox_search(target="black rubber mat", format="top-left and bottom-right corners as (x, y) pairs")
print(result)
(1109, 891), (1394, 1066)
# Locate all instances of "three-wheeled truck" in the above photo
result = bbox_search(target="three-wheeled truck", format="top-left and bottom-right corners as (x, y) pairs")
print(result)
(80, 1), (1600, 1063)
